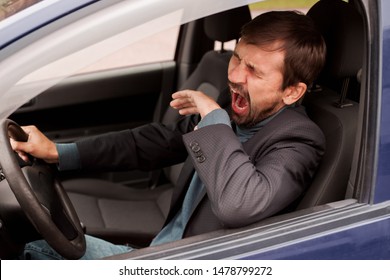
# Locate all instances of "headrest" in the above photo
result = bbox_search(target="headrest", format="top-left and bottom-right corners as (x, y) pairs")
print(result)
(307, 0), (364, 80)
(203, 6), (252, 43)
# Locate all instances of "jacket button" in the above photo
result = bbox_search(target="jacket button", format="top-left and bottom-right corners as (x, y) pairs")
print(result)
(191, 145), (201, 152)
(189, 141), (199, 148)
(197, 155), (206, 163)
(195, 150), (203, 157)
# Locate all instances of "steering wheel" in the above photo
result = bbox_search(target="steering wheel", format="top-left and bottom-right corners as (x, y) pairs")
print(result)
(0, 119), (86, 259)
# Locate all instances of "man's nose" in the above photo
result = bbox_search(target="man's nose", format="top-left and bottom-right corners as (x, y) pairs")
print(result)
(228, 63), (247, 84)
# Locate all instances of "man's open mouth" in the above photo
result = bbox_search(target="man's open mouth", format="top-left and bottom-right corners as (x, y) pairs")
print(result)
(231, 89), (249, 116)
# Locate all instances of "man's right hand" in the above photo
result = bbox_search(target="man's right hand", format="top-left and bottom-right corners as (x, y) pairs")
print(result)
(10, 125), (59, 164)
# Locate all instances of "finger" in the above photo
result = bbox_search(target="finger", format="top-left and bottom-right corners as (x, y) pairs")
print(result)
(20, 125), (36, 134)
(170, 98), (194, 109)
(10, 138), (23, 150)
(178, 107), (199, 116)
(171, 90), (193, 100)
(10, 138), (32, 156)
(17, 151), (30, 163)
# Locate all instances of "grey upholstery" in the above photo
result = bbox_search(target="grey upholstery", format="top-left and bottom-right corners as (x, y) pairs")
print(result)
(63, 6), (251, 247)
(297, 0), (364, 209)
(64, 179), (173, 247)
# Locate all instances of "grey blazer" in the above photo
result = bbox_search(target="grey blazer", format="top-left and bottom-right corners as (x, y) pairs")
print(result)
(76, 106), (325, 238)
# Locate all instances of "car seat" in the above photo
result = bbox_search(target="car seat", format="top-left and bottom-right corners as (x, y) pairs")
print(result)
(62, 6), (251, 247)
(296, 0), (364, 209)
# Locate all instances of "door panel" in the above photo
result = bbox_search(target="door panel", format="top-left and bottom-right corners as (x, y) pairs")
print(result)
(11, 61), (176, 140)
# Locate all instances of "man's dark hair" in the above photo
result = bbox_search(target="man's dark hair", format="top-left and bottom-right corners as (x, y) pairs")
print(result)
(240, 10), (326, 90)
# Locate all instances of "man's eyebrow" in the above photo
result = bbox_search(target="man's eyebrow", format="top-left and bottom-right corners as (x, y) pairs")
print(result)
(232, 50), (264, 76)
(246, 60), (264, 76)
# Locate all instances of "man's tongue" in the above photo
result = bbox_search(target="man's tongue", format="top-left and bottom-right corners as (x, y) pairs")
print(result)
(232, 93), (249, 115)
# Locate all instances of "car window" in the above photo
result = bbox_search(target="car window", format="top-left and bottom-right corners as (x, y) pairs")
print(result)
(17, 10), (181, 84)
(79, 26), (179, 74)
(0, 0), (43, 21)
(16, 10), (183, 83)
(0, 7), (184, 119)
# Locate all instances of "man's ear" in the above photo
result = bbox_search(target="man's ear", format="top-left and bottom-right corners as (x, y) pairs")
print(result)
(282, 82), (307, 105)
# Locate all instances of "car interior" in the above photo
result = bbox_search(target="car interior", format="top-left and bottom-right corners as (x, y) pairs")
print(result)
(5, 0), (366, 258)
(52, 6), (252, 248)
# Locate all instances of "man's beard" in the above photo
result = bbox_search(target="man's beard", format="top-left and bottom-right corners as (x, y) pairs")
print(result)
(229, 82), (281, 128)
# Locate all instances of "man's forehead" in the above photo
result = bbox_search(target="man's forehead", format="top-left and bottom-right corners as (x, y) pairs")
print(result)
(235, 40), (285, 62)
(234, 40), (285, 75)
(237, 38), (285, 53)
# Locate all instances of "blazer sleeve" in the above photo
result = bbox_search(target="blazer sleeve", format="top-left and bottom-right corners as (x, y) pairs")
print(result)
(182, 108), (326, 228)
(75, 115), (198, 171)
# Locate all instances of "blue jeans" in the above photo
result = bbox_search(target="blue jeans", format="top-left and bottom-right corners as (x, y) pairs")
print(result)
(19, 235), (132, 260)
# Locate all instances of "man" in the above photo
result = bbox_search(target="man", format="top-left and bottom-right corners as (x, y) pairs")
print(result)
(12, 10), (326, 259)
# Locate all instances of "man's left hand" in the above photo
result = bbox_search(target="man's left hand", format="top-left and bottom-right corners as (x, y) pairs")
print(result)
(170, 90), (221, 118)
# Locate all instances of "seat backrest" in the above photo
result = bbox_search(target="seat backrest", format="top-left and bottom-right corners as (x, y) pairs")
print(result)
(297, 0), (364, 209)
(162, 6), (252, 125)
(156, 6), (251, 187)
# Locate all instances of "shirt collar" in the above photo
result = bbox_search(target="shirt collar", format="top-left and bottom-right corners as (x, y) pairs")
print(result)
(236, 106), (288, 143)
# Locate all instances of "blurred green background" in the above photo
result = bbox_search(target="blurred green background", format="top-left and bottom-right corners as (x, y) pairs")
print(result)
(250, 0), (319, 10)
